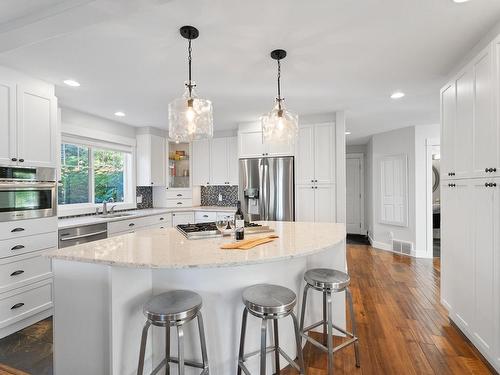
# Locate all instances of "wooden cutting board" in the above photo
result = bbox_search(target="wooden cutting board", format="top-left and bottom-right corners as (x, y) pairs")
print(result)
(221, 235), (278, 250)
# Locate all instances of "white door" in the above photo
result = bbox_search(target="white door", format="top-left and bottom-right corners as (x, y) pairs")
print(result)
(17, 86), (57, 167)
(441, 82), (456, 179)
(210, 138), (229, 185)
(470, 179), (498, 353)
(472, 49), (496, 178)
(314, 123), (335, 184)
(346, 156), (362, 234)
(314, 184), (336, 223)
(192, 139), (210, 186)
(295, 124), (314, 185)
(227, 137), (238, 185)
(295, 185), (315, 222)
(238, 131), (264, 158)
(0, 81), (16, 166)
(150, 135), (165, 186)
(454, 71), (473, 179)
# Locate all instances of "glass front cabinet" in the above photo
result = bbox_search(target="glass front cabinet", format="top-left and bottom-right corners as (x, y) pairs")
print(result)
(167, 141), (191, 189)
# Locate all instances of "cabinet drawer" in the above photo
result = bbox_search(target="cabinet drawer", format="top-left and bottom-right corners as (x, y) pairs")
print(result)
(0, 232), (56, 259)
(108, 218), (149, 235)
(0, 217), (57, 241)
(166, 199), (193, 208)
(216, 212), (235, 221)
(172, 212), (195, 226)
(165, 189), (192, 199)
(195, 212), (217, 223)
(0, 280), (53, 329)
(0, 252), (52, 293)
(144, 214), (171, 226)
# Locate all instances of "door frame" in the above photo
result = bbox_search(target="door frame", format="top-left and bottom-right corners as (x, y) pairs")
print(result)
(426, 138), (440, 257)
(346, 153), (365, 234)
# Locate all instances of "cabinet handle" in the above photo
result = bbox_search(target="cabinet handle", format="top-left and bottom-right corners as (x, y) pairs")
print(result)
(485, 168), (489, 173)
(493, 168), (497, 173)
(177, 202), (182, 205)
(203, 215), (209, 218)
(494, 183), (498, 187)
(159, 217), (164, 221)
(11, 158), (17, 162)
(10, 270), (24, 277)
(485, 183), (491, 187)
(177, 194), (183, 197)
(19, 159), (24, 162)
(11, 228), (25, 233)
(11, 245), (25, 251)
(128, 223), (135, 227)
(11, 303), (24, 310)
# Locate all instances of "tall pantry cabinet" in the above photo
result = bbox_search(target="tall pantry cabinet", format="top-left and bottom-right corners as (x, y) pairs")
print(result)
(440, 35), (500, 372)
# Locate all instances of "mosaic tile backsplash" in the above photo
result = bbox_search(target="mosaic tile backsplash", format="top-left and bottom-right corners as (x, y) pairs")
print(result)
(201, 185), (239, 206)
(136, 186), (153, 209)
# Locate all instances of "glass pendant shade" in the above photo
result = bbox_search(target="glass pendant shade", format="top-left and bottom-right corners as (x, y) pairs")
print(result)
(168, 84), (213, 143)
(261, 100), (298, 144)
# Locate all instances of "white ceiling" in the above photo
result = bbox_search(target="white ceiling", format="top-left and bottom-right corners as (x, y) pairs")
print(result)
(1, 0), (500, 144)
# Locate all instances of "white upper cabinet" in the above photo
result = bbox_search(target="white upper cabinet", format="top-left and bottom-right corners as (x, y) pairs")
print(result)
(455, 70), (474, 179)
(210, 137), (230, 185)
(192, 137), (237, 186)
(238, 126), (294, 159)
(0, 81), (16, 166)
(0, 71), (57, 168)
(441, 82), (456, 179)
(136, 133), (166, 186)
(472, 48), (496, 177)
(192, 139), (210, 186)
(295, 124), (314, 184)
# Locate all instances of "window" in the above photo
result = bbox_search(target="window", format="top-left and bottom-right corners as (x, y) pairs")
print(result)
(58, 142), (132, 206)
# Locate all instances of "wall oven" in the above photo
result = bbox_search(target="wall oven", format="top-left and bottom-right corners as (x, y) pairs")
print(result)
(0, 166), (57, 222)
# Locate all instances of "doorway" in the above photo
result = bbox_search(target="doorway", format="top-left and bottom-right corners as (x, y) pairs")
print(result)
(346, 153), (364, 234)
(426, 140), (441, 258)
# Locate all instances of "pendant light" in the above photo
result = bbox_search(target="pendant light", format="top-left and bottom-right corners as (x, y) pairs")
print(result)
(261, 49), (298, 144)
(168, 26), (213, 143)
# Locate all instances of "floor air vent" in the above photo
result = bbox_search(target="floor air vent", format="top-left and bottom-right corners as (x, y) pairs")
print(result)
(392, 239), (413, 255)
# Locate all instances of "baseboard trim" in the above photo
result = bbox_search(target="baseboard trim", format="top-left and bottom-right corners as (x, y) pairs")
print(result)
(367, 234), (392, 251)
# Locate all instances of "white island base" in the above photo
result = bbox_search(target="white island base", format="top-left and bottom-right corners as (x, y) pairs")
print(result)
(49, 222), (346, 375)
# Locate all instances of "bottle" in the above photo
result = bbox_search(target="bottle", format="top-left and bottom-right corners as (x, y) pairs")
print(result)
(235, 200), (245, 241)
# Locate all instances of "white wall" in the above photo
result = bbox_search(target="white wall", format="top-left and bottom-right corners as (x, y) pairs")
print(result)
(365, 124), (439, 257)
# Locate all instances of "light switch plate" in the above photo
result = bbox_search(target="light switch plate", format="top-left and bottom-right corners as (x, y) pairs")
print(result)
(137, 195), (143, 204)
(218, 193), (222, 202)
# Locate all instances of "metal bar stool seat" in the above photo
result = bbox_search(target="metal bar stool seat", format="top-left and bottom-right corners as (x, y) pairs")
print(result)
(237, 284), (305, 375)
(300, 268), (360, 374)
(137, 290), (209, 375)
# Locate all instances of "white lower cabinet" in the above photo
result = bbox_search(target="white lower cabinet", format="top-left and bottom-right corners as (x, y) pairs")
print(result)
(0, 217), (56, 338)
(441, 178), (500, 369)
(108, 214), (172, 237)
(172, 212), (195, 226)
(195, 212), (217, 223)
(296, 184), (336, 222)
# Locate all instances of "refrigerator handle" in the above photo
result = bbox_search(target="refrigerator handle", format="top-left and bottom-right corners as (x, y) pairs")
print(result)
(258, 159), (267, 220)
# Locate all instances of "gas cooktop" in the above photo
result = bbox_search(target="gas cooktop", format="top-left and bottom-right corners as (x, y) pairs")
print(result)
(176, 222), (273, 240)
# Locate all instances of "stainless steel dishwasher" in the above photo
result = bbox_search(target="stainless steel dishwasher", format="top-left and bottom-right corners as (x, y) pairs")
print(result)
(58, 223), (108, 248)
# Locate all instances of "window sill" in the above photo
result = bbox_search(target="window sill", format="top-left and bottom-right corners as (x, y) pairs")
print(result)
(58, 202), (137, 218)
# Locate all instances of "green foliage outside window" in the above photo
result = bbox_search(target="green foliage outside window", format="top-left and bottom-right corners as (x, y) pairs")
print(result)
(58, 143), (126, 205)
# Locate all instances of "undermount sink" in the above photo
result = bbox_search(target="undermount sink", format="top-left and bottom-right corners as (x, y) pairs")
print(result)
(97, 213), (133, 219)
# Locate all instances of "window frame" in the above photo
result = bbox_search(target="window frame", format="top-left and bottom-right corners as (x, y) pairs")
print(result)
(58, 135), (136, 216)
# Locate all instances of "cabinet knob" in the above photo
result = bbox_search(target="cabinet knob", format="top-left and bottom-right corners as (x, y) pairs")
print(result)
(151, 182), (154, 185)
(485, 183), (490, 187)
(311, 179), (314, 182)
(494, 183), (498, 187)
(493, 168), (497, 173)
(19, 159), (24, 162)
(11, 158), (17, 162)
(485, 168), (489, 173)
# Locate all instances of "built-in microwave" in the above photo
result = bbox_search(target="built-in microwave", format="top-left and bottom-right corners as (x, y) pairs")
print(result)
(0, 166), (57, 222)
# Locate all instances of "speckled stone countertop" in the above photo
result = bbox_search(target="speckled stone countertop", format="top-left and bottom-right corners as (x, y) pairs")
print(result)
(46, 221), (346, 269)
(58, 206), (237, 229)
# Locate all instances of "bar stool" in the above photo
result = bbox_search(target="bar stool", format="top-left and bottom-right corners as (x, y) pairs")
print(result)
(299, 268), (360, 374)
(237, 284), (305, 375)
(137, 290), (209, 375)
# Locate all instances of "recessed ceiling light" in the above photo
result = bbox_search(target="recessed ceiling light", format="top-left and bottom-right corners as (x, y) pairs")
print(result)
(453, 0), (470, 3)
(390, 91), (405, 99)
(114, 111), (126, 117)
(63, 79), (80, 87)
(345, 131), (352, 135)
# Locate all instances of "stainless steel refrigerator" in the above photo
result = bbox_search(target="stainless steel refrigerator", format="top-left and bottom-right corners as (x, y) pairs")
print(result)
(239, 157), (294, 221)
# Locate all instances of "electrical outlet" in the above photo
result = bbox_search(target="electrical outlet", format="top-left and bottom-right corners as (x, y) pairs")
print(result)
(218, 193), (223, 202)
(137, 195), (143, 204)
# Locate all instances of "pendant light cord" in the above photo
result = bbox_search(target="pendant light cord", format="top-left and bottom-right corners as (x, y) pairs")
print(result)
(277, 59), (282, 109)
(187, 39), (193, 98)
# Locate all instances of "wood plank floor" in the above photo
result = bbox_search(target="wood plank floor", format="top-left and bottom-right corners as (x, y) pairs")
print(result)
(283, 244), (495, 374)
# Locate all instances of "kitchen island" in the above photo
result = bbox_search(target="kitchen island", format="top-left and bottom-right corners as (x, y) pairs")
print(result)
(47, 221), (346, 375)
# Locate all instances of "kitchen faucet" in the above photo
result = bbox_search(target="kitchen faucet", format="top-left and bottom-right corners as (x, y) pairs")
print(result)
(102, 198), (114, 215)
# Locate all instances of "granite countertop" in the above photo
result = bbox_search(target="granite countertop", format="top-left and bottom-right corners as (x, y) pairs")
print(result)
(46, 221), (346, 269)
(58, 206), (236, 230)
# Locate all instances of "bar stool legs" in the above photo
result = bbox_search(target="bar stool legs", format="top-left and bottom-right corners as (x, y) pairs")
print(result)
(300, 268), (361, 374)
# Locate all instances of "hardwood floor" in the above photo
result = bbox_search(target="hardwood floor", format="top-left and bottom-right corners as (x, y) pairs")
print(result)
(284, 244), (495, 375)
